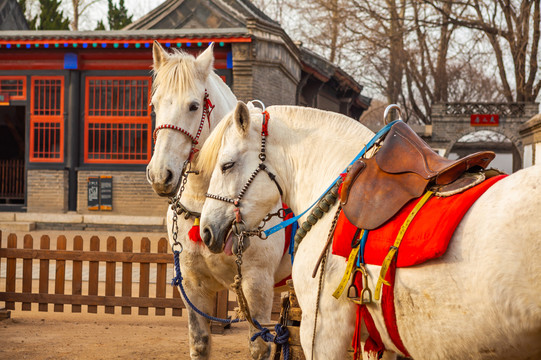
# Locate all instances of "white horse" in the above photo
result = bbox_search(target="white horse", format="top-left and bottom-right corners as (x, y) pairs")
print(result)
(146, 44), (291, 359)
(198, 102), (541, 360)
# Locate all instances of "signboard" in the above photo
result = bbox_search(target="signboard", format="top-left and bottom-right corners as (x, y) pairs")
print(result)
(470, 114), (499, 127)
(0, 93), (10, 106)
(99, 176), (113, 211)
(87, 176), (113, 211)
(87, 177), (100, 210)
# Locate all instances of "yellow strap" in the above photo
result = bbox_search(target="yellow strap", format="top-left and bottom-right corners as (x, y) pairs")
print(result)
(332, 242), (361, 299)
(374, 191), (434, 300)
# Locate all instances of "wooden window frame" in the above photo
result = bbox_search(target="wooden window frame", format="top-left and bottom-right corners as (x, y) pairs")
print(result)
(84, 76), (152, 164)
(29, 76), (64, 163)
(0, 76), (27, 100)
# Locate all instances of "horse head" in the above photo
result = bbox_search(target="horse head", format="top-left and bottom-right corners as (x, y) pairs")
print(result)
(146, 41), (220, 197)
(198, 101), (283, 254)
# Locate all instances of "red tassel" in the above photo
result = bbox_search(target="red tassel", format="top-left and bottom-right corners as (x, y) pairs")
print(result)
(188, 218), (202, 242)
(337, 172), (347, 196)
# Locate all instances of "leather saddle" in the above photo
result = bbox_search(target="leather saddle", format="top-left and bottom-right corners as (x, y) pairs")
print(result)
(340, 121), (495, 230)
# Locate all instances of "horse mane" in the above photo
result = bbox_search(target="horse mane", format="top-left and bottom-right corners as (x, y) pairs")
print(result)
(195, 105), (374, 181)
(151, 49), (201, 101)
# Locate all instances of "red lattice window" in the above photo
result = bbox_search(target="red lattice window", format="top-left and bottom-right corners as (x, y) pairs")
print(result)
(0, 76), (26, 100)
(29, 76), (64, 162)
(84, 77), (152, 164)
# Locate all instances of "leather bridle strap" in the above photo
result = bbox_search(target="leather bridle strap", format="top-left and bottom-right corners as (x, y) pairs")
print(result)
(153, 89), (215, 160)
(205, 110), (283, 224)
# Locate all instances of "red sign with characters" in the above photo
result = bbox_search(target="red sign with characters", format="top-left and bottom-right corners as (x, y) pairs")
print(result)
(470, 114), (499, 127)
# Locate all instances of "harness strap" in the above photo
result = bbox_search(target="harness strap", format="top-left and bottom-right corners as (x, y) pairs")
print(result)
(374, 190), (433, 300)
(352, 270), (385, 360)
(332, 244), (360, 299)
(382, 259), (410, 358)
(260, 164), (283, 196)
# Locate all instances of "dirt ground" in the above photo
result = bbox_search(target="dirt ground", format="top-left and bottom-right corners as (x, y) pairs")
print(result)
(0, 229), (262, 360)
(0, 308), (255, 359)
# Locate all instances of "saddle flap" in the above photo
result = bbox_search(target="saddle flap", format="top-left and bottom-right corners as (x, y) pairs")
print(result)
(340, 159), (366, 206)
(341, 157), (427, 230)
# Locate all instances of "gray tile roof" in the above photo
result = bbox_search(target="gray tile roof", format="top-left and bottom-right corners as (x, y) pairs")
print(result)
(124, 0), (279, 30)
(0, 28), (250, 41)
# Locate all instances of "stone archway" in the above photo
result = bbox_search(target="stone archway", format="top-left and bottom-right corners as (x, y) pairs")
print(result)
(429, 102), (539, 173)
(447, 130), (521, 173)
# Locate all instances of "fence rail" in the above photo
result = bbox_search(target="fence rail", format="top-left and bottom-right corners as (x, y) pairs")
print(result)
(0, 232), (231, 322)
(0, 159), (25, 200)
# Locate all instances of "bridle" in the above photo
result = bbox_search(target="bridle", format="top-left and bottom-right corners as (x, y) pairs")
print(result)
(153, 89), (214, 249)
(205, 106), (286, 240)
(153, 89), (215, 162)
(205, 104), (289, 331)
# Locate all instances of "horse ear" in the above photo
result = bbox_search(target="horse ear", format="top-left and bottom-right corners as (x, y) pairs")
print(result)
(152, 41), (167, 70)
(234, 101), (251, 136)
(195, 43), (215, 78)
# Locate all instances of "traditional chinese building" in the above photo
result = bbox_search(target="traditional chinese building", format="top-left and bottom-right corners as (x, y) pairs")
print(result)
(0, 0), (370, 219)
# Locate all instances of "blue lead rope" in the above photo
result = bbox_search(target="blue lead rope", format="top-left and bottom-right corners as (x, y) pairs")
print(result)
(171, 250), (290, 358)
(263, 120), (400, 238)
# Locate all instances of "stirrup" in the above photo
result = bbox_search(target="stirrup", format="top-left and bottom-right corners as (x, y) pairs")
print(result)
(346, 269), (372, 305)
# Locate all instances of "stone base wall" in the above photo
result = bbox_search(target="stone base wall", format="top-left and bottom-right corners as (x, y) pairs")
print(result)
(77, 170), (168, 216)
(27, 170), (69, 212)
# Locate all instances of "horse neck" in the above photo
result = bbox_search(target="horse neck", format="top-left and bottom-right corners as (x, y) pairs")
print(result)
(266, 108), (374, 216)
(205, 72), (237, 134)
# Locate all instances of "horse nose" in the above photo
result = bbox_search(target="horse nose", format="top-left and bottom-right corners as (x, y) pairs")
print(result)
(202, 225), (213, 248)
(146, 166), (154, 183)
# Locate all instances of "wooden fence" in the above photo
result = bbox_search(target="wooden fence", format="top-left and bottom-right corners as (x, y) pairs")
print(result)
(0, 159), (25, 201)
(0, 231), (231, 329)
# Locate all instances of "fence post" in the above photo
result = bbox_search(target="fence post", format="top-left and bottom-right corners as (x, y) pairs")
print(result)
(122, 237), (133, 315)
(22, 234), (33, 311)
(172, 284), (182, 317)
(5, 233), (17, 310)
(54, 235), (67, 312)
(138, 237), (150, 316)
(88, 236), (100, 313)
(155, 238), (167, 316)
(72, 236), (83, 313)
(39, 235), (50, 312)
(105, 236), (116, 314)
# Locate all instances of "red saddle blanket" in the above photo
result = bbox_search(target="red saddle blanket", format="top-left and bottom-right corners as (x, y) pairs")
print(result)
(332, 175), (506, 266)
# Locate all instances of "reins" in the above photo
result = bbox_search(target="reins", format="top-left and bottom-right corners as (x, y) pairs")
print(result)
(262, 118), (402, 240)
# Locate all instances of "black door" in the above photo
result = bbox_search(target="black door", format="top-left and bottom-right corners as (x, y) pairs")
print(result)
(0, 105), (26, 207)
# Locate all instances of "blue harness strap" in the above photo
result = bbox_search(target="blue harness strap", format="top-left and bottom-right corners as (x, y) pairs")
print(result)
(263, 120), (400, 238)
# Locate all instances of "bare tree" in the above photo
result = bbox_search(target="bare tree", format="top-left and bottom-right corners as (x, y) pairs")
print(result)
(70, 0), (103, 30)
(426, 0), (541, 102)
(252, 0), (514, 124)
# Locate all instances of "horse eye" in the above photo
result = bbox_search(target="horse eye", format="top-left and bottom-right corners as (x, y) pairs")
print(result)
(221, 162), (235, 173)
(189, 103), (199, 112)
